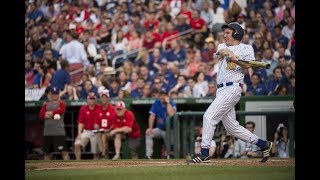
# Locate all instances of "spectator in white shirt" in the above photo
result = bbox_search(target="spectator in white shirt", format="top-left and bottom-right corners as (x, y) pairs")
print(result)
(60, 30), (90, 85)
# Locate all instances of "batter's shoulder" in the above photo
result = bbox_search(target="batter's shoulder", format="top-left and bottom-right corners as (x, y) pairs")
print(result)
(241, 43), (254, 49)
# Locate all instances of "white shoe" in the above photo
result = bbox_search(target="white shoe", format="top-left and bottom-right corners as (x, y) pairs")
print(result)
(112, 154), (120, 160)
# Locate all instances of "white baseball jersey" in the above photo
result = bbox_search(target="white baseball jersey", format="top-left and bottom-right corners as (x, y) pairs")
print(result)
(216, 43), (255, 84)
(201, 42), (260, 149)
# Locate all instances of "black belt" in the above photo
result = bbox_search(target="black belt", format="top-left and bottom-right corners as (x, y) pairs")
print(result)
(217, 82), (242, 88)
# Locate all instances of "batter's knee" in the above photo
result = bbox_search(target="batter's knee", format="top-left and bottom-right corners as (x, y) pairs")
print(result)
(205, 110), (224, 121)
(203, 112), (211, 123)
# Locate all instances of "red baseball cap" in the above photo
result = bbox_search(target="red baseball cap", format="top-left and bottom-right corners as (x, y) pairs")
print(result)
(115, 101), (126, 109)
(87, 92), (96, 99)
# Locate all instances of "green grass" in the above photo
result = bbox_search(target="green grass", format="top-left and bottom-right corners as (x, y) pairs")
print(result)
(25, 166), (294, 180)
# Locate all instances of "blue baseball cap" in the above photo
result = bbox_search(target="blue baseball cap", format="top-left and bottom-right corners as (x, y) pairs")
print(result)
(50, 86), (60, 94)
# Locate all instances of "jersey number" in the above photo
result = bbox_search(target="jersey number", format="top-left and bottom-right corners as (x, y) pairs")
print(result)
(226, 61), (236, 70)
(102, 119), (107, 127)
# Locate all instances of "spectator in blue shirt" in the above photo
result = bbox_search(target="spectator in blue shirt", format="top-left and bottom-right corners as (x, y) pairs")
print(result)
(50, 60), (70, 91)
(130, 77), (145, 99)
(145, 88), (177, 159)
(266, 66), (283, 95)
(246, 73), (269, 96)
(25, 2), (43, 25)
(79, 80), (98, 99)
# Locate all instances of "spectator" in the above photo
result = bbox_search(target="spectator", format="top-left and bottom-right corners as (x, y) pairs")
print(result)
(273, 25), (289, 49)
(271, 123), (289, 158)
(280, 65), (294, 87)
(130, 77), (145, 99)
(117, 88), (130, 99)
(149, 48), (165, 75)
(25, 2), (44, 25)
(39, 65), (52, 88)
(50, 31), (63, 52)
(118, 71), (131, 92)
(142, 29), (158, 50)
(79, 80), (98, 100)
(25, 61), (40, 88)
(273, 84), (288, 96)
(281, 16), (295, 40)
(234, 121), (261, 158)
(200, 0), (214, 32)
(60, 85), (79, 100)
(246, 73), (269, 96)
(218, 134), (235, 158)
(127, 30), (142, 52)
(141, 84), (152, 98)
(266, 66), (283, 95)
(175, 14), (192, 33)
(129, 71), (139, 92)
(39, 86), (70, 160)
(60, 30), (90, 85)
(109, 101), (141, 160)
(287, 74), (295, 95)
(74, 92), (101, 160)
(195, 71), (209, 95)
(145, 88), (177, 159)
(202, 37), (217, 64)
(152, 76), (170, 94)
(169, 74), (188, 98)
(194, 126), (216, 158)
(82, 39), (98, 64)
(206, 80), (217, 97)
(97, 90), (116, 159)
(185, 77), (206, 97)
(109, 78), (120, 99)
(211, 2), (225, 35)
(189, 9), (207, 33)
(261, 48), (278, 78)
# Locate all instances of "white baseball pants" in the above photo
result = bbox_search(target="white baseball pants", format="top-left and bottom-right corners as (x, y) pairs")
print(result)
(201, 85), (259, 149)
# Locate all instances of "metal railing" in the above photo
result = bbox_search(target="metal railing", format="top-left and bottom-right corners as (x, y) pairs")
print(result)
(165, 110), (295, 159)
(162, 28), (194, 51)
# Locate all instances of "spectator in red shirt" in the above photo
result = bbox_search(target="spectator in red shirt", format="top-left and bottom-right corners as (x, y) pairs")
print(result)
(142, 29), (158, 50)
(97, 89), (116, 159)
(74, 92), (101, 160)
(144, 11), (159, 30)
(39, 86), (70, 160)
(109, 101), (141, 160)
(190, 10), (207, 33)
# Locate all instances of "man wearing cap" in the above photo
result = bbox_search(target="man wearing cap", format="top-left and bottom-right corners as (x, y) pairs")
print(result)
(189, 22), (273, 163)
(97, 89), (116, 159)
(145, 88), (177, 159)
(74, 92), (101, 160)
(109, 101), (141, 160)
(39, 86), (70, 160)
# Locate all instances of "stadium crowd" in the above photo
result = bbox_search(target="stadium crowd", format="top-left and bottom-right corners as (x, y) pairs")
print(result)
(25, 0), (295, 100)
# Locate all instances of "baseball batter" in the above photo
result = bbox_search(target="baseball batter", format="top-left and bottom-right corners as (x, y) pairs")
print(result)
(189, 22), (273, 163)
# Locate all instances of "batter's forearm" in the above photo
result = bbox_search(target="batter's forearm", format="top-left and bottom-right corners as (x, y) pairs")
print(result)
(229, 57), (252, 68)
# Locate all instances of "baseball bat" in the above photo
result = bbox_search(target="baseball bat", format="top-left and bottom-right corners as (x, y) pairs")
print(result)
(238, 60), (270, 69)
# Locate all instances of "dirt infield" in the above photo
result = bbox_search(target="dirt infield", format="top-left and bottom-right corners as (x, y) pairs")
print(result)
(25, 158), (295, 170)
